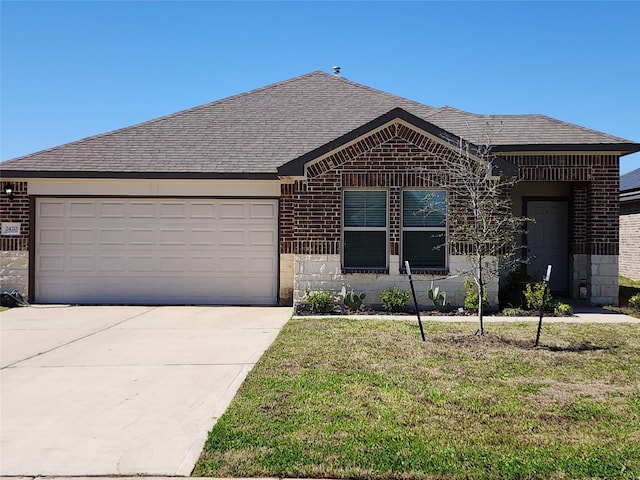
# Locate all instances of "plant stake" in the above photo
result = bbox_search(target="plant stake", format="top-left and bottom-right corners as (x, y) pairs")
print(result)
(405, 261), (426, 341)
(535, 265), (552, 347)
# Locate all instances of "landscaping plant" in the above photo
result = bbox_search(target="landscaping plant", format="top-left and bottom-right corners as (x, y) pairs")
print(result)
(554, 302), (573, 316)
(427, 282), (451, 312)
(379, 286), (411, 312)
(304, 288), (334, 313)
(524, 281), (553, 311)
(340, 286), (366, 312)
(629, 292), (640, 311)
(464, 277), (489, 312)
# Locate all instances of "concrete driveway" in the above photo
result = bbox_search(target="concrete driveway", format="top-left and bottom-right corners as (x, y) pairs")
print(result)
(0, 305), (291, 476)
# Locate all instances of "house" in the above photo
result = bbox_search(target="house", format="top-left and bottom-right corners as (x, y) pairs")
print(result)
(1, 71), (638, 307)
(620, 168), (640, 281)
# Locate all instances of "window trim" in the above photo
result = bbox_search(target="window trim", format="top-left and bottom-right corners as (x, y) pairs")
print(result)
(342, 189), (389, 272)
(401, 189), (448, 272)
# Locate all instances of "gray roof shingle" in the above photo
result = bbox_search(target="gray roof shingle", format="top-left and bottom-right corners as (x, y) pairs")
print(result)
(2, 71), (638, 177)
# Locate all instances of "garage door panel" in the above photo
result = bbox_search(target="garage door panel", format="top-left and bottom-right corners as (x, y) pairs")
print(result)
(35, 198), (278, 305)
(159, 202), (186, 218)
(69, 201), (95, 217)
(158, 229), (185, 245)
(68, 255), (94, 272)
(190, 203), (217, 218)
(99, 202), (126, 218)
(69, 228), (95, 245)
(99, 229), (127, 245)
(250, 202), (277, 219)
(38, 201), (65, 218)
(219, 230), (245, 245)
(130, 202), (156, 218)
(39, 228), (65, 245)
(250, 229), (276, 246)
(38, 255), (65, 271)
(130, 229), (155, 245)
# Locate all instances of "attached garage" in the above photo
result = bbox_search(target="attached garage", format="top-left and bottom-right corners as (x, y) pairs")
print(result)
(34, 197), (278, 305)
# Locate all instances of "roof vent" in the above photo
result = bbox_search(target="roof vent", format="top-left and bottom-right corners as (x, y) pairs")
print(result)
(332, 65), (341, 76)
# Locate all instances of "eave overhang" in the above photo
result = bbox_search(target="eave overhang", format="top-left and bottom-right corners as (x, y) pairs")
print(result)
(0, 170), (281, 180)
(494, 143), (640, 155)
(621, 188), (640, 203)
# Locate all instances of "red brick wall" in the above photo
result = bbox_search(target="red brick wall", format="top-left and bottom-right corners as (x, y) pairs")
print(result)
(281, 124), (469, 265)
(504, 154), (619, 255)
(0, 181), (29, 252)
(280, 130), (621, 264)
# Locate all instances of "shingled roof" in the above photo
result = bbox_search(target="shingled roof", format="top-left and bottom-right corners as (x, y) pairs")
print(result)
(2, 71), (638, 178)
(621, 168), (640, 193)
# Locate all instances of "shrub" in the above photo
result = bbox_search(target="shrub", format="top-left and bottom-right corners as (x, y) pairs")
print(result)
(500, 268), (536, 308)
(554, 302), (574, 316)
(524, 281), (553, 311)
(464, 278), (489, 312)
(379, 287), (411, 313)
(630, 293), (640, 311)
(304, 288), (334, 313)
(501, 307), (529, 316)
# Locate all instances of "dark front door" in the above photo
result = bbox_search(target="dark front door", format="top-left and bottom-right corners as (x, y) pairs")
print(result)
(526, 199), (569, 294)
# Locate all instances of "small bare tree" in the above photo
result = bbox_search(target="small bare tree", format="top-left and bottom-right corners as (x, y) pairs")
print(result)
(423, 127), (529, 335)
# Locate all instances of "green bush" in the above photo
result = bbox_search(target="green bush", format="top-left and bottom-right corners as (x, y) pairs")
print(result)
(304, 289), (334, 313)
(379, 287), (411, 312)
(554, 302), (574, 316)
(464, 278), (489, 312)
(629, 293), (640, 311)
(524, 281), (553, 311)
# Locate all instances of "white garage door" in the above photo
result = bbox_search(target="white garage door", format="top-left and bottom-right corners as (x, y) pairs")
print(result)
(34, 198), (278, 305)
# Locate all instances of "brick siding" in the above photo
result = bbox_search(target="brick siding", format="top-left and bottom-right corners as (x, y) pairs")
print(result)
(0, 181), (29, 252)
(280, 123), (458, 266)
(281, 127), (621, 266)
(620, 199), (640, 280)
(503, 154), (619, 256)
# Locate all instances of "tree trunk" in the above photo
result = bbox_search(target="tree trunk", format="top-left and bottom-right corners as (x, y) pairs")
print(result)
(476, 257), (484, 335)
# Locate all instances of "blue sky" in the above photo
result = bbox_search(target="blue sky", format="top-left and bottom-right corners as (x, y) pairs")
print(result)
(2, 1), (639, 173)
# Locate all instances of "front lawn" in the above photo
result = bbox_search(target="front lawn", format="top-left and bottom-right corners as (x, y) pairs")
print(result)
(194, 318), (640, 479)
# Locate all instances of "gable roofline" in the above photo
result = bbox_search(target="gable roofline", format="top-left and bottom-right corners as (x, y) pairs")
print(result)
(277, 107), (518, 178)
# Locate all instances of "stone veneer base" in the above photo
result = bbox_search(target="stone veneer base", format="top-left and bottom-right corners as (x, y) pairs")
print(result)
(0, 251), (29, 298)
(293, 254), (499, 308)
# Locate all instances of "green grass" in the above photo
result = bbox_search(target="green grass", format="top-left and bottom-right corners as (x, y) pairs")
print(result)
(194, 319), (640, 479)
(616, 276), (640, 318)
(620, 276), (640, 289)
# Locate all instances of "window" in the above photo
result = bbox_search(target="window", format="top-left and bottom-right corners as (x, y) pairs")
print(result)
(343, 190), (387, 269)
(402, 190), (447, 270)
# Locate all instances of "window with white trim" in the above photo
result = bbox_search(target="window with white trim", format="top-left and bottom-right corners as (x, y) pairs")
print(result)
(402, 190), (447, 270)
(343, 190), (387, 270)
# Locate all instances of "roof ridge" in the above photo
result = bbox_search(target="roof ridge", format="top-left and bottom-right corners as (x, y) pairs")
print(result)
(318, 70), (436, 115)
(1, 71), (332, 164)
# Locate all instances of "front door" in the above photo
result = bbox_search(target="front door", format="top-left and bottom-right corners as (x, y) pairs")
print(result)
(525, 199), (569, 294)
